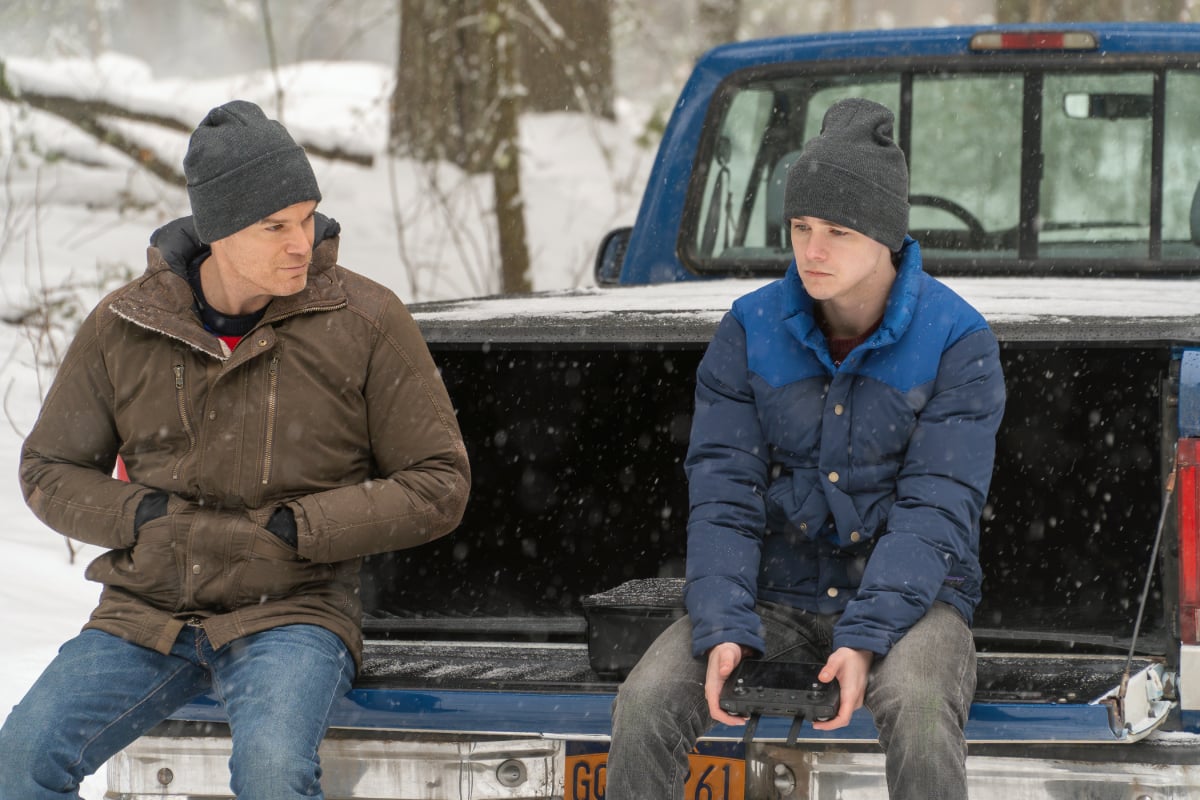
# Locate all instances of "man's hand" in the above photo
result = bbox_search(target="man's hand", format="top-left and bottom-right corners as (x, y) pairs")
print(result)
(704, 642), (749, 726)
(265, 504), (299, 549)
(811, 646), (874, 731)
(132, 490), (169, 543)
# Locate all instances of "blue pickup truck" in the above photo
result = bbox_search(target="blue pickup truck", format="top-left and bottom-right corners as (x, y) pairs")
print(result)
(109, 22), (1200, 800)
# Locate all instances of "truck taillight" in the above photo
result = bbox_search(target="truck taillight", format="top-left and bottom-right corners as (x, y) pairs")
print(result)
(1178, 438), (1200, 644)
(969, 31), (1098, 51)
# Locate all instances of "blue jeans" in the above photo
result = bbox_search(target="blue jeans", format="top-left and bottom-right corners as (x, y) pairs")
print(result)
(607, 601), (976, 800)
(0, 624), (355, 800)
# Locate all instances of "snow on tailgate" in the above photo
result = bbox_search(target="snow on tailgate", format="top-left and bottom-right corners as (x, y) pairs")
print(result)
(411, 277), (1200, 345)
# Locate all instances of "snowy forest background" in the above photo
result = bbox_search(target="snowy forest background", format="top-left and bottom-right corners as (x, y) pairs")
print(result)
(3, 0), (1195, 305)
(1, 1), (1198, 796)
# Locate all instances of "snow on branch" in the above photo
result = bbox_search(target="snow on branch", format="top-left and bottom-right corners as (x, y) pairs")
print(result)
(0, 58), (372, 187)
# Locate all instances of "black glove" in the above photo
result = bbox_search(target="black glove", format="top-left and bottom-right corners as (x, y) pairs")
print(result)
(265, 505), (298, 549)
(133, 491), (169, 541)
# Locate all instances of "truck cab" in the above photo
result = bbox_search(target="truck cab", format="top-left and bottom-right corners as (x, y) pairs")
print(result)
(601, 26), (1200, 286)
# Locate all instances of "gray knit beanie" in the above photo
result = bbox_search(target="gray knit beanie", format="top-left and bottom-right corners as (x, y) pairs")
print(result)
(782, 98), (909, 251)
(184, 100), (321, 243)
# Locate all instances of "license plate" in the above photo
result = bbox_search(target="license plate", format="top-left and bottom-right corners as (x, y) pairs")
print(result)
(565, 751), (745, 800)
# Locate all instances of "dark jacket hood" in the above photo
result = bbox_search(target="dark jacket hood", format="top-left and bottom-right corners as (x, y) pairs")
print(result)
(149, 213), (342, 276)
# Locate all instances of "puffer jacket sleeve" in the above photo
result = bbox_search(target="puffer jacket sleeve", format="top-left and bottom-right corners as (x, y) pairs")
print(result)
(289, 293), (470, 564)
(20, 306), (160, 548)
(684, 312), (768, 657)
(833, 325), (1005, 656)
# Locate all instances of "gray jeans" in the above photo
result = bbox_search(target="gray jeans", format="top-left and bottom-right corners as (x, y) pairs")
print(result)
(607, 601), (976, 800)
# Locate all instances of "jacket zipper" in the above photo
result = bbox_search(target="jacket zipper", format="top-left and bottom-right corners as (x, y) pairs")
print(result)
(261, 353), (280, 486)
(171, 364), (196, 480)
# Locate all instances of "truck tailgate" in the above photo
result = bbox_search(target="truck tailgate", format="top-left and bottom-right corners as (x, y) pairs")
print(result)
(166, 640), (1173, 744)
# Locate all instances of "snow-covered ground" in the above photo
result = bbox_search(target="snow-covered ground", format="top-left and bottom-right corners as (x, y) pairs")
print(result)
(0, 53), (652, 797)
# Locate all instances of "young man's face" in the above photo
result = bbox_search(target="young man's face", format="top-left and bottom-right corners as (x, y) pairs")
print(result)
(208, 200), (317, 314)
(789, 216), (894, 304)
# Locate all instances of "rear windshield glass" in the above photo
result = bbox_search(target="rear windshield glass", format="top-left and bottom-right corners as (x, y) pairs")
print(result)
(684, 64), (1200, 276)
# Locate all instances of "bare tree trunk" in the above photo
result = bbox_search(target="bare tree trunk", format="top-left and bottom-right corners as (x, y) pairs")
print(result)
(836, 0), (855, 30)
(997, 0), (1180, 21)
(517, 0), (614, 118)
(86, 0), (109, 57)
(259, 0), (286, 123)
(392, 1), (616, 152)
(390, 1), (532, 292)
(491, 0), (532, 292)
(393, 0), (494, 172)
(995, 0), (1024, 22)
(696, 0), (742, 50)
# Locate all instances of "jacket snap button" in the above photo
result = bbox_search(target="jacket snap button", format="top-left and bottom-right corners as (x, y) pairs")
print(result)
(192, 564), (201, 574)
(799, 522), (808, 533)
(207, 410), (216, 420)
(827, 587), (839, 598)
(834, 404), (844, 415)
(828, 471), (839, 483)
(258, 338), (268, 347)
(850, 531), (861, 542)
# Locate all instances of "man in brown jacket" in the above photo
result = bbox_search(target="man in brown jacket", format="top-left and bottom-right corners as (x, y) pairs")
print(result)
(0, 100), (470, 799)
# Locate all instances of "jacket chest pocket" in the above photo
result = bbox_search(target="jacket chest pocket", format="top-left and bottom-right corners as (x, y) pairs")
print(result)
(112, 352), (208, 485)
(170, 351), (283, 500)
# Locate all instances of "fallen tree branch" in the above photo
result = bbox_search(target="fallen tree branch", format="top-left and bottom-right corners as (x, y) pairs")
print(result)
(0, 62), (188, 184)
(0, 60), (373, 183)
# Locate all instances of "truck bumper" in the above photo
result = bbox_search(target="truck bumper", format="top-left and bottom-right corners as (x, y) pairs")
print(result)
(106, 725), (1200, 800)
(752, 743), (1200, 799)
(106, 729), (564, 800)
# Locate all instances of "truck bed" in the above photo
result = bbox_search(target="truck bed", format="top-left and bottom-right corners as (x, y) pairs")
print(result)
(362, 332), (1176, 659)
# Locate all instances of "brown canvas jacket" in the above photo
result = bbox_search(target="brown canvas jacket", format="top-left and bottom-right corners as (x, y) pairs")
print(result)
(19, 214), (470, 668)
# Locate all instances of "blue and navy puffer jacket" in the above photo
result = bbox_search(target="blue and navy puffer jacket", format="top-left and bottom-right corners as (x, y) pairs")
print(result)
(683, 238), (1006, 658)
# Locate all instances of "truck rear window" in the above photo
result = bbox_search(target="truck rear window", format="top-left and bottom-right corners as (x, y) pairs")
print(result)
(684, 63), (1200, 276)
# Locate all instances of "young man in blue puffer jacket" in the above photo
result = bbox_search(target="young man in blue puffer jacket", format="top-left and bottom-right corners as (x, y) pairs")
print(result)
(607, 97), (1006, 800)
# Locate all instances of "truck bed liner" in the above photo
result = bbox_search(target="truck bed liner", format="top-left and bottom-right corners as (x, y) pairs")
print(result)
(356, 634), (1158, 705)
(357, 638), (602, 689)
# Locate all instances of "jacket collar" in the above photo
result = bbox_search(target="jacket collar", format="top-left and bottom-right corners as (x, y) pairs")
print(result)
(109, 213), (347, 359)
(877, 236), (924, 346)
(782, 236), (924, 359)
